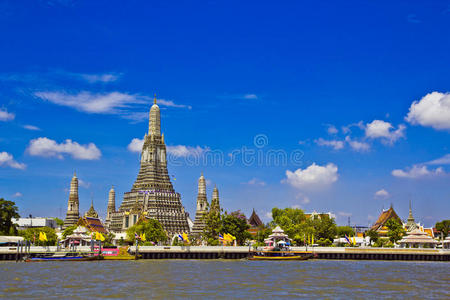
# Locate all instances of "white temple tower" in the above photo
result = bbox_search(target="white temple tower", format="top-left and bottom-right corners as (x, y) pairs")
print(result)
(63, 172), (80, 229)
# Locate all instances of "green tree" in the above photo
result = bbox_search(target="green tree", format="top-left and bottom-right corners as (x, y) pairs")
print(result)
(366, 229), (379, 246)
(62, 225), (77, 239)
(271, 207), (309, 245)
(336, 226), (355, 238)
(0, 198), (20, 235)
(435, 220), (450, 239)
(126, 218), (168, 244)
(54, 217), (64, 227)
(221, 211), (251, 245)
(254, 224), (272, 246)
(310, 215), (337, 243)
(386, 218), (405, 244)
(203, 204), (223, 245)
(19, 226), (57, 246)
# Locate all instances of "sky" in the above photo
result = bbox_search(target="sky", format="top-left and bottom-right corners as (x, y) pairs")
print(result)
(0, 0), (449, 227)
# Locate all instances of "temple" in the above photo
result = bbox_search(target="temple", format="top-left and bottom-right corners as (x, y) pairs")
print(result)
(405, 200), (418, 231)
(105, 186), (116, 229)
(370, 205), (402, 237)
(109, 96), (190, 236)
(247, 209), (263, 236)
(191, 173), (209, 235)
(63, 172), (80, 229)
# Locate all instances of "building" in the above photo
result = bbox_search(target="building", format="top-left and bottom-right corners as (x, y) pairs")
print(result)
(12, 217), (57, 230)
(247, 209), (264, 236)
(370, 205), (402, 236)
(398, 228), (438, 248)
(63, 172), (80, 229)
(109, 96), (190, 236)
(210, 185), (220, 212)
(104, 186), (116, 229)
(305, 211), (335, 220)
(191, 173), (209, 235)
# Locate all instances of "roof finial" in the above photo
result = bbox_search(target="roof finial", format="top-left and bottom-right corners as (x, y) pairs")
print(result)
(73, 170), (76, 177)
(154, 93), (157, 105)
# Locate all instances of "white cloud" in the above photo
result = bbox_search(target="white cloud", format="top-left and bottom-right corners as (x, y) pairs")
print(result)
(265, 211), (273, 219)
(345, 136), (370, 152)
(338, 211), (352, 217)
(158, 99), (192, 109)
(34, 91), (142, 114)
(426, 154), (450, 165)
(23, 125), (40, 131)
(374, 189), (389, 198)
(295, 193), (311, 204)
(406, 92), (450, 130)
(12, 192), (23, 198)
(243, 178), (266, 186)
(27, 137), (101, 160)
(365, 120), (406, 144)
(392, 165), (445, 179)
(127, 138), (144, 153)
(315, 138), (344, 150)
(327, 125), (338, 135)
(342, 121), (364, 134)
(167, 145), (208, 157)
(0, 152), (26, 170)
(80, 73), (121, 83)
(284, 163), (338, 190)
(0, 108), (15, 121)
(78, 179), (91, 188)
(243, 94), (258, 100)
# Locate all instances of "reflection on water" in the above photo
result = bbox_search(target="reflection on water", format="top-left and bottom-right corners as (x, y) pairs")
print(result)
(0, 260), (448, 299)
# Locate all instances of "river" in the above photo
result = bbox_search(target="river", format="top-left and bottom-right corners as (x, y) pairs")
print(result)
(0, 260), (448, 299)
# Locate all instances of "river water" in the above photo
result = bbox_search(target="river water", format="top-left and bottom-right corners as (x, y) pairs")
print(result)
(0, 260), (448, 299)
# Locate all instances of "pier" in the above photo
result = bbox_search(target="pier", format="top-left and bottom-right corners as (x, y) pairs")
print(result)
(1, 246), (449, 261)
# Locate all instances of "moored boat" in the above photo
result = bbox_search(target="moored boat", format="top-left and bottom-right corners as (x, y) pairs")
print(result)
(25, 252), (101, 262)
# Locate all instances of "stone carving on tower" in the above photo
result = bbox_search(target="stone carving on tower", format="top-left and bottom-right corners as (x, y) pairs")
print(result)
(210, 185), (220, 212)
(63, 172), (80, 229)
(110, 96), (190, 236)
(85, 199), (99, 219)
(191, 173), (209, 235)
(405, 200), (418, 232)
(105, 185), (116, 229)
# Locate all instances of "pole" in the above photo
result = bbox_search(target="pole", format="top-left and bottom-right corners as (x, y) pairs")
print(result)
(135, 238), (139, 260)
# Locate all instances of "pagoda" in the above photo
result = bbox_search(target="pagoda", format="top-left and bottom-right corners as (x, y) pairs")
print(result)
(109, 96), (190, 236)
(63, 172), (80, 229)
(191, 173), (209, 235)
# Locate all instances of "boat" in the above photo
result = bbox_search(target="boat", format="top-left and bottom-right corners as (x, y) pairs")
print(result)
(249, 250), (313, 261)
(249, 226), (313, 261)
(102, 246), (139, 260)
(25, 252), (101, 262)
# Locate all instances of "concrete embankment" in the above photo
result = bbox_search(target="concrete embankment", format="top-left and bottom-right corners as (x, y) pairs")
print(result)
(1, 246), (449, 261)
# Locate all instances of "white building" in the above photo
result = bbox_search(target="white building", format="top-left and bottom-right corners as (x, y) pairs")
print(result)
(12, 217), (58, 230)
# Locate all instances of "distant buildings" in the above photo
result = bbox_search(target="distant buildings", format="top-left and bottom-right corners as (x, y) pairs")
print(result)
(12, 217), (57, 230)
(247, 209), (263, 236)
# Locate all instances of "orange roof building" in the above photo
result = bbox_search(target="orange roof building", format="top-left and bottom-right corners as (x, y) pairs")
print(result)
(370, 206), (402, 236)
(77, 216), (107, 234)
(247, 209), (264, 236)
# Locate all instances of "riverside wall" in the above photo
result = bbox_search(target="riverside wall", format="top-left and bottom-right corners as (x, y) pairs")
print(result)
(1, 246), (449, 261)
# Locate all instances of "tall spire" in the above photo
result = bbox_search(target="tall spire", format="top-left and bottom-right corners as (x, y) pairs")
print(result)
(148, 93), (161, 136)
(198, 172), (206, 195)
(406, 200), (417, 231)
(192, 173), (209, 235)
(63, 173), (80, 229)
(211, 185), (220, 212)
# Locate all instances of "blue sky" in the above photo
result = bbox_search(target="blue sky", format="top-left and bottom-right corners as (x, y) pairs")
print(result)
(0, 1), (449, 227)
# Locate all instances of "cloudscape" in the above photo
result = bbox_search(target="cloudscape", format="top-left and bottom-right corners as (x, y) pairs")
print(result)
(0, 1), (449, 229)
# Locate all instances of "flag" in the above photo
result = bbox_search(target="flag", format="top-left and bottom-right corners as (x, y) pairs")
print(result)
(218, 233), (224, 241)
(96, 232), (105, 241)
(135, 232), (140, 240)
(352, 236), (356, 246)
(344, 234), (351, 244)
(312, 235), (314, 245)
(39, 232), (47, 242)
(141, 233), (146, 241)
(178, 234), (184, 241)
(182, 232), (189, 243)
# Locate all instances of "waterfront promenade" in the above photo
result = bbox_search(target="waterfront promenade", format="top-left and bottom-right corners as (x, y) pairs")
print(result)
(2, 246), (449, 261)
